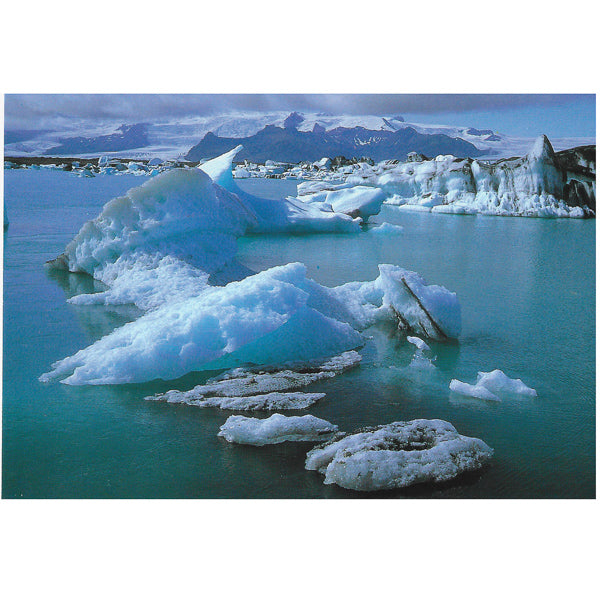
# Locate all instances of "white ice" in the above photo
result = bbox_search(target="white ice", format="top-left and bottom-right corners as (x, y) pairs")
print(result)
(218, 413), (338, 446)
(406, 336), (430, 351)
(305, 419), (493, 491)
(450, 369), (537, 401)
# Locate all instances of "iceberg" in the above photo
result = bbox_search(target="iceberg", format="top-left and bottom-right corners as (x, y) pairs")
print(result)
(299, 185), (387, 220)
(450, 369), (537, 401)
(293, 137), (594, 218)
(46, 168), (257, 310)
(305, 419), (493, 491)
(200, 146), (361, 233)
(218, 414), (338, 446)
(41, 259), (459, 385)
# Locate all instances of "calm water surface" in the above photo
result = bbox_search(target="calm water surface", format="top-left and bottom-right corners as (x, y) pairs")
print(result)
(2, 171), (595, 498)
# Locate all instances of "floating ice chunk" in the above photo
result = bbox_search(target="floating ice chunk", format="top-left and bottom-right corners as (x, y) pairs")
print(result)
(311, 185), (387, 219)
(369, 222), (404, 235)
(449, 379), (501, 402)
(406, 336), (430, 352)
(409, 350), (436, 370)
(147, 351), (361, 407)
(305, 419), (493, 491)
(450, 369), (536, 401)
(218, 413), (338, 446)
(42, 259), (458, 385)
(475, 369), (537, 397)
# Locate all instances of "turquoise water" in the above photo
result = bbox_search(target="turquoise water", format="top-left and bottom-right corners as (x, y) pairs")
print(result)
(2, 170), (595, 498)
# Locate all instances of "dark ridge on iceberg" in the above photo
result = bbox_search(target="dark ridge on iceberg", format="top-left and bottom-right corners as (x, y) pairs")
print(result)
(185, 123), (485, 163)
(44, 123), (150, 156)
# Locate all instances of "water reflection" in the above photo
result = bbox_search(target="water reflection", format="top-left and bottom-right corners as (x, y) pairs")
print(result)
(46, 268), (142, 340)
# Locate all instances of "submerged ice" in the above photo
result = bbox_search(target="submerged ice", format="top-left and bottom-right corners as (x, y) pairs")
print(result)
(305, 419), (493, 491)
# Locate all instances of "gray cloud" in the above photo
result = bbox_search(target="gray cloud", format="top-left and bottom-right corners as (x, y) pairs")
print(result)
(5, 93), (593, 130)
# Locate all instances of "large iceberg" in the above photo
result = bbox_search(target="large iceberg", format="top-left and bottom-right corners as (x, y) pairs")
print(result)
(46, 168), (257, 310)
(305, 419), (493, 491)
(218, 414), (338, 446)
(41, 261), (459, 384)
(294, 137), (595, 218)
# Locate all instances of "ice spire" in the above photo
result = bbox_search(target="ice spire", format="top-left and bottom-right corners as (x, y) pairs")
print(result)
(528, 134), (555, 162)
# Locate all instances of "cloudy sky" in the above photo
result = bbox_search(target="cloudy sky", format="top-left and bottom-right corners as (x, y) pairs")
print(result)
(4, 93), (595, 138)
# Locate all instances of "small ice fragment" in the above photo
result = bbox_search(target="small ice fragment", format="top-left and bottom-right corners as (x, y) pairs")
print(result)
(406, 336), (430, 352)
(449, 369), (536, 401)
(218, 413), (338, 446)
(370, 223), (404, 235)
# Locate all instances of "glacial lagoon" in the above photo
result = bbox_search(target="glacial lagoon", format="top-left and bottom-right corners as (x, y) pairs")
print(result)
(2, 170), (595, 498)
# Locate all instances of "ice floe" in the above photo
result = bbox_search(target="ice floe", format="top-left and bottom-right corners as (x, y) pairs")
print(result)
(450, 369), (537, 401)
(305, 419), (493, 491)
(146, 351), (361, 409)
(218, 413), (338, 446)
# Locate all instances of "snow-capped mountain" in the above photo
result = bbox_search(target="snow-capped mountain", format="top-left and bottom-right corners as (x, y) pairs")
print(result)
(4, 111), (595, 160)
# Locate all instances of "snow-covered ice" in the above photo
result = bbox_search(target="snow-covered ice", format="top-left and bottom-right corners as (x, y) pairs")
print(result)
(218, 413), (338, 446)
(450, 369), (537, 401)
(172, 391), (326, 411)
(305, 419), (493, 491)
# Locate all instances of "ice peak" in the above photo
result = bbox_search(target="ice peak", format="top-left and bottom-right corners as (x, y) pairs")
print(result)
(528, 134), (555, 162)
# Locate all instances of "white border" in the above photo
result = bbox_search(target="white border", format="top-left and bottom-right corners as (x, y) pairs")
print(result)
(1, 2), (598, 599)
